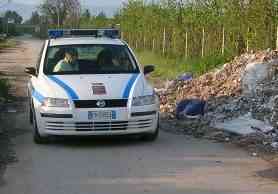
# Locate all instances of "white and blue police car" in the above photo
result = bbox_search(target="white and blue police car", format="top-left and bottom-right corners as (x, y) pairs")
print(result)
(25, 29), (160, 144)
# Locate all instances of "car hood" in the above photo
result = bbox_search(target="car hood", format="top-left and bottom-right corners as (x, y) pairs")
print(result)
(41, 74), (153, 100)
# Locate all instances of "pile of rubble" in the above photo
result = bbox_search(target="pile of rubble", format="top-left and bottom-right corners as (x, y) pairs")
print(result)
(158, 50), (278, 156)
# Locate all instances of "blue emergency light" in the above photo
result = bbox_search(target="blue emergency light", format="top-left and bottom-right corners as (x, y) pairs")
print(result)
(48, 29), (121, 39)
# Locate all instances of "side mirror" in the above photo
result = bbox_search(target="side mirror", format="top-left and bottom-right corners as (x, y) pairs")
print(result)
(144, 65), (155, 75)
(25, 67), (37, 76)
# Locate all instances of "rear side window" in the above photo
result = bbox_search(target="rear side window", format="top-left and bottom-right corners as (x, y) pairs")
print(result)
(43, 44), (139, 75)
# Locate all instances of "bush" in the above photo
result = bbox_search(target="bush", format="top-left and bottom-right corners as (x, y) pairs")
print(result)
(0, 79), (10, 102)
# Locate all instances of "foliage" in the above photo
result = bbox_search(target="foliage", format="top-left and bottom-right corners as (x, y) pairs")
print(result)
(136, 50), (229, 80)
(0, 39), (16, 48)
(40, 0), (81, 28)
(117, 0), (277, 58)
(4, 10), (23, 24)
(25, 11), (41, 25)
(80, 10), (113, 28)
(0, 79), (10, 101)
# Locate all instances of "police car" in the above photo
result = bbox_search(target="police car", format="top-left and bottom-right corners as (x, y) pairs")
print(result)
(25, 29), (160, 144)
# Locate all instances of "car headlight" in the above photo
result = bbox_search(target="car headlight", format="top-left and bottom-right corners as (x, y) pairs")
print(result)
(132, 94), (156, 106)
(42, 98), (70, 108)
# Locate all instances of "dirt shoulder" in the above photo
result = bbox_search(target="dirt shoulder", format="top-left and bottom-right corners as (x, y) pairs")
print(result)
(0, 36), (43, 182)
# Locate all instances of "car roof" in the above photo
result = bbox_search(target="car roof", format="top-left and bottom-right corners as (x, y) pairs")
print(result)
(49, 37), (126, 47)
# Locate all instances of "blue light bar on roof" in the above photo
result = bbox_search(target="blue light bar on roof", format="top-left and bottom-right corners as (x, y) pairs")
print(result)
(48, 29), (121, 39)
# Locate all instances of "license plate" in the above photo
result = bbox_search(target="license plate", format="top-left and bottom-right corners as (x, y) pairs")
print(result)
(88, 111), (116, 121)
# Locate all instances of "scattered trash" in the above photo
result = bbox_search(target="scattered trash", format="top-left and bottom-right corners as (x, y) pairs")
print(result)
(225, 137), (230, 142)
(157, 49), (278, 155)
(7, 109), (17, 113)
(213, 114), (273, 135)
(177, 73), (193, 82)
(271, 142), (278, 149)
(176, 99), (206, 119)
(252, 152), (258, 157)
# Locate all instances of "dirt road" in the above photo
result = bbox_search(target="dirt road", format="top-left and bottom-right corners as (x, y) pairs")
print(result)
(0, 36), (278, 194)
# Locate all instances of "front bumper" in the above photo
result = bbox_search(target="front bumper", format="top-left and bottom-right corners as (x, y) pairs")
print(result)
(35, 105), (159, 136)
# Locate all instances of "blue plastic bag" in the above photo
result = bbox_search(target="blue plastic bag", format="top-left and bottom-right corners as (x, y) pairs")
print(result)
(177, 73), (193, 81)
(176, 99), (206, 119)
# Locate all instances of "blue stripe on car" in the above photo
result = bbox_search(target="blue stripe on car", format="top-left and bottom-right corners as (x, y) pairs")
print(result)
(32, 89), (45, 103)
(122, 74), (139, 99)
(48, 76), (79, 100)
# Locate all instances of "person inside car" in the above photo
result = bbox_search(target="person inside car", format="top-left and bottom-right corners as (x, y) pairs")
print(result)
(53, 48), (79, 72)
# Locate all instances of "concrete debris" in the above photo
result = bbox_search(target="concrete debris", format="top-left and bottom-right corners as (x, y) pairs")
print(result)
(157, 50), (278, 155)
(213, 114), (273, 135)
(252, 152), (258, 157)
(271, 142), (278, 149)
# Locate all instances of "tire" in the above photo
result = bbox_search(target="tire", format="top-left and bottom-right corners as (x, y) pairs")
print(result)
(29, 101), (33, 124)
(31, 104), (48, 144)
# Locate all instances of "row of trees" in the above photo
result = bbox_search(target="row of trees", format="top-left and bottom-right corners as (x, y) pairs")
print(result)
(25, 0), (81, 28)
(115, 0), (278, 58)
(24, 0), (278, 59)
(26, 2), (110, 28)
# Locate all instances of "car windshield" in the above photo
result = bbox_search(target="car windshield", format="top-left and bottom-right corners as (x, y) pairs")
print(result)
(44, 44), (139, 75)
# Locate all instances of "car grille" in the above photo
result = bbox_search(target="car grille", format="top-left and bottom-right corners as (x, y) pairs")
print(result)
(74, 99), (128, 108)
(45, 119), (153, 131)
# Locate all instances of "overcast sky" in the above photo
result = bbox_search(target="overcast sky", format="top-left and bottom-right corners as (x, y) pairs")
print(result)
(0, 0), (128, 19)
(11, 0), (126, 6)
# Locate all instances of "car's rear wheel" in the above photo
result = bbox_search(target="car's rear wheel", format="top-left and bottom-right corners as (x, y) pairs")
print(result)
(29, 101), (33, 124)
(31, 104), (48, 144)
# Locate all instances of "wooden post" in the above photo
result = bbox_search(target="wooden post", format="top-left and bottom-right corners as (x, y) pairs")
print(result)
(276, 26), (278, 50)
(143, 36), (146, 50)
(121, 31), (124, 40)
(222, 27), (225, 55)
(246, 39), (249, 53)
(246, 27), (250, 53)
(163, 27), (166, 55)
(202, 27), (205, 58)
(172, 29), (176, 52)
(152, 39), (155, 52)
(185, 31), (188, 71)
(185, 31), (188, 58)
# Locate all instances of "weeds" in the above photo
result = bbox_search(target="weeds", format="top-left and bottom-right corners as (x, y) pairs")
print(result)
(0, 39), (16, 49)
(136, 50), (232, 81)
(0, 79), (10, 102)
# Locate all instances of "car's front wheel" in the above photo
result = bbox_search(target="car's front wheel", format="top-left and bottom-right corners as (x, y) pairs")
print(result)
(31, 104), (48, 144)
(141, 120), (159, 142)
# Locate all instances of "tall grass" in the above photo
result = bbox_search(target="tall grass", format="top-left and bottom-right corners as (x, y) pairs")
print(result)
(0, 79), (10, 102)
(136, 50), (231, 81)
(0, 39), (16, 49)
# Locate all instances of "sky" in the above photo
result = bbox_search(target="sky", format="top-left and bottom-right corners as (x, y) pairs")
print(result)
(9, 0), (126, 6)
(0, 0), (127, 19)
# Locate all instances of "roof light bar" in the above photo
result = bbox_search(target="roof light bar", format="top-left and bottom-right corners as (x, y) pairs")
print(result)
(48, 29), (121, 39)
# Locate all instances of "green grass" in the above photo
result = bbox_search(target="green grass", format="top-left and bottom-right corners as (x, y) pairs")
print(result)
(0, 79), (10, 102)
(136, 50), (231, 81)
(0, 39), (15, 102)
(0, 39), (17, 49)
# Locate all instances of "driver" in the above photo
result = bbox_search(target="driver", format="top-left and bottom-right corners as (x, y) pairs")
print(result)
(53, 48), (79, 72)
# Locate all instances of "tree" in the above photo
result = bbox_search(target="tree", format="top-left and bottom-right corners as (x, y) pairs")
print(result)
(40, 0), (81, 27)
(25, 11), (41, 25)
(117, 0), (278, 58)
(82, 9), (91, 19)
(4, 10), (23, 24)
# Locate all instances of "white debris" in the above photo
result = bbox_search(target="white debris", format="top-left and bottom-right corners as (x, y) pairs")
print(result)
(271, 142), (278, 149)
(213, 114), (273, 135)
